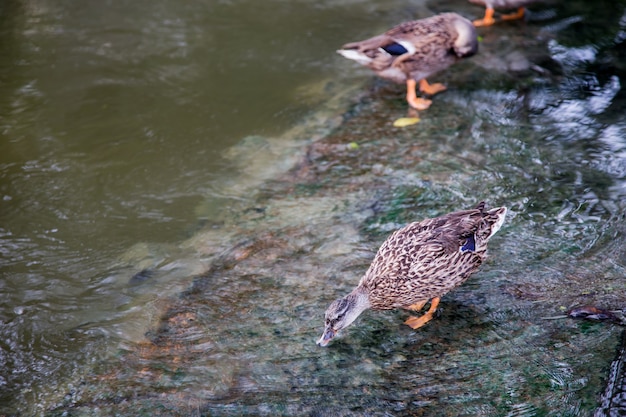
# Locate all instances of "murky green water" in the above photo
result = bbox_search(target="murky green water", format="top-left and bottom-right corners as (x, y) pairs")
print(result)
(1, 0), (626, 415)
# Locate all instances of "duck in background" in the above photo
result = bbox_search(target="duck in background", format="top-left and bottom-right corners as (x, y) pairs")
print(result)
(318, 202), (507, 347)
(337, 13), (478, 111)
(469, 0), (541, 26)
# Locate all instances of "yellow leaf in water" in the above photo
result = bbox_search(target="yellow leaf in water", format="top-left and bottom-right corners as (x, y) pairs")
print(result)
(393, 117), (420, 127)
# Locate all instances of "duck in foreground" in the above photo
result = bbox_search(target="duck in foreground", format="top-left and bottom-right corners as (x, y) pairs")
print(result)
(317, 202), (507, 347)
(337, 13), (478, 111)
(469, 0), (541, 26)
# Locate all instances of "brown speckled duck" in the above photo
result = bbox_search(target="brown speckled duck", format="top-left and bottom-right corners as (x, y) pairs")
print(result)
(317, 202), (507, 347)
(469, 0), (541, 26)
(337, 13), (478, 110)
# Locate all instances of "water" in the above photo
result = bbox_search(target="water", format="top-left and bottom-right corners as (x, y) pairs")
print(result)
(1, 0), (626, 415)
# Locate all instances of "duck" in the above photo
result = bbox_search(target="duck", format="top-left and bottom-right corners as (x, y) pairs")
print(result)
(337, 13), (478, 111)
(468, 0), (541, 26)
(317, 202), (507, 347)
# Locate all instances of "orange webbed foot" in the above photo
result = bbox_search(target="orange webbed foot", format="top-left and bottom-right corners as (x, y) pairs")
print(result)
(407, 97), (432, 110)
(501, 7), (525, 21)
(404, 314), (434, 329)
(406, 300), (428, 312)
(405, 79), (432, 110)
(473, 17), (496, 27)
(473, 7), (496, 27)
(403, 297), (440, 330)
(419, 79), (447, 96)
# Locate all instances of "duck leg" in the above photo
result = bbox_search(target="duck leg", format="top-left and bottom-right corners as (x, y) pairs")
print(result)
(473, 7), (496, 27)
(404, 297), (440, 329)
(419, 79), (447, 96)
(501, 7), (525, 21)
(406, 79), (432, 110)
(406, 300), (428, 312)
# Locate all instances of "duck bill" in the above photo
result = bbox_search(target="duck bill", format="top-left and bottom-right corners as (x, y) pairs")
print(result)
(317, 327), (336, 347)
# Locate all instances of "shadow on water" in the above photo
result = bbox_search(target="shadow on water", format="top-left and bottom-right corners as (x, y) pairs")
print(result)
(1, 0), (626, 416)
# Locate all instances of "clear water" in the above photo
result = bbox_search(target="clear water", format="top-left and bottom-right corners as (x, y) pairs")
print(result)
(1, 0), (625, 415)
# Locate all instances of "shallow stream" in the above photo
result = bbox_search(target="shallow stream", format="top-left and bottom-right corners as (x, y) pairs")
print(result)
(1, 0), (626, 415)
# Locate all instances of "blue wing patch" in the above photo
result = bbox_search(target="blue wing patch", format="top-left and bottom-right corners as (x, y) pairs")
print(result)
(461, 235), (475, 252)
(382, 43), (408, 56)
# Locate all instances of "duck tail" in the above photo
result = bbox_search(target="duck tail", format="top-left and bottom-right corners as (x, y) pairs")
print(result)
(475, 204), (507, 249)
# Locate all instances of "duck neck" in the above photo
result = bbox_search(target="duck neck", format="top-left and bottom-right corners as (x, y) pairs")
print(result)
(343, 287), (371, 326)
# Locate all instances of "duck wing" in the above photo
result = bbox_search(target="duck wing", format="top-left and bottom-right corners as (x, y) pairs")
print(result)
(360, 203), (506, 309)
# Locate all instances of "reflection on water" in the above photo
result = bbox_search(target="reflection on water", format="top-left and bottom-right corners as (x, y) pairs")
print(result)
(1, 0), (626, 415)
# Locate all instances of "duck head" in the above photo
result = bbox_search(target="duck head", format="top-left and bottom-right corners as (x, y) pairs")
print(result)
(451, 15), (479, 58)
(317, 288), (370, 347)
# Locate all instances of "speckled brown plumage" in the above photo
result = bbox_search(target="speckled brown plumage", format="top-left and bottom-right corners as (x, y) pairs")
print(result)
(339, 13), (477, 84)
(317, 202), (507, 346)
(337, 13), (478, 110)
(361, 202), (505, 310)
